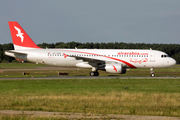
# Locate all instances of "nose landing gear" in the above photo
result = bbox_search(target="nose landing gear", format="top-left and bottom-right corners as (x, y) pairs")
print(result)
(150, 68), (155, 77)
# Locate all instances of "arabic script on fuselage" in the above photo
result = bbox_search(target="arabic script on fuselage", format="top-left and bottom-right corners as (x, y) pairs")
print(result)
(130, 58), (148, 64)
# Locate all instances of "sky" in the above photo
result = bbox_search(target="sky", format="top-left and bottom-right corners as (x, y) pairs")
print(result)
(1, 0), (180, 45)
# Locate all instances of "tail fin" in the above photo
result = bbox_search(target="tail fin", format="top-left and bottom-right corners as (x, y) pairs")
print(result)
(8, 21), (41, 50)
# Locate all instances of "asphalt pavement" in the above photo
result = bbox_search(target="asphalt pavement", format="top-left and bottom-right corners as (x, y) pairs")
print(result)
(0, 76), (179, 80)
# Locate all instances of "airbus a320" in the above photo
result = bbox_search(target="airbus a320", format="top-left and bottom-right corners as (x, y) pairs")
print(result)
(5, 22), (176, 77)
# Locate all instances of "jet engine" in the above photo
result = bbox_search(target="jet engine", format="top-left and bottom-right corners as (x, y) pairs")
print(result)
(105, 64), (126, 74)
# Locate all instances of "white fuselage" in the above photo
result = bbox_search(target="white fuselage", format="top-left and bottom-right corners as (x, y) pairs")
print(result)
(6, 48), (176, 69)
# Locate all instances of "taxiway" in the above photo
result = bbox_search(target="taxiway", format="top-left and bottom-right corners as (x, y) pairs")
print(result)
(0, 76), (179, 80)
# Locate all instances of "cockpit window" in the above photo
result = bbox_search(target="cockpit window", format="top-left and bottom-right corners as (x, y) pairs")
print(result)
(161, 54), (169, 58)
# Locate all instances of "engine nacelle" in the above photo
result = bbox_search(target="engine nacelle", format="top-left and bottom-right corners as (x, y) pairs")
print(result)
(105, 64), (126, 74)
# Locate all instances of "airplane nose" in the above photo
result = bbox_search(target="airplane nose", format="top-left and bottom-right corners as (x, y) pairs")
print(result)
(171, 58), (176, 66)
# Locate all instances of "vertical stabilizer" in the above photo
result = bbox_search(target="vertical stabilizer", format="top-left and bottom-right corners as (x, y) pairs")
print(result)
(8, 21), (41, 50)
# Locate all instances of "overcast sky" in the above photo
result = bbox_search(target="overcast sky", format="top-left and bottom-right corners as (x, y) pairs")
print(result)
(1, 0), (180, 45)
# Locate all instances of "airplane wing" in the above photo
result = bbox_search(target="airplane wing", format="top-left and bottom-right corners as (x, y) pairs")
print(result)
(65, 53), (134, 68)
(69, 55), (106, 69)
(66, 53), (127, 68)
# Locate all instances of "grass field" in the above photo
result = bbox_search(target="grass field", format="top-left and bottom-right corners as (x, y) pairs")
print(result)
(0, 78), (180, 117)
(0, 63), (180, 77)
(0, 63), (47, 69)
(0, 63), (180, 119)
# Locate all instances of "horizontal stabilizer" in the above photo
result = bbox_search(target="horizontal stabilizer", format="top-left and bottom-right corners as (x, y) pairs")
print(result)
(5, 50), (28, 55)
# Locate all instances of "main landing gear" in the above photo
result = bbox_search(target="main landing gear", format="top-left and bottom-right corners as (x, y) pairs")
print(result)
(89, 71), (99, 76)
(89, 67), (99, 76)
(150, 68), (155, 77)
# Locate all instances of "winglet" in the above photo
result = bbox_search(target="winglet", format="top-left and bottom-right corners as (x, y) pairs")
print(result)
(8, 21), (41, 50)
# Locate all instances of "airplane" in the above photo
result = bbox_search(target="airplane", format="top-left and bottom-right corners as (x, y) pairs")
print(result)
(5, 21), (176, 77)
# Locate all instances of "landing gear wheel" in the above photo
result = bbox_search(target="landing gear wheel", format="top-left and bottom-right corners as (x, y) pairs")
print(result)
(151, 73), (155, 77)
(94, 72), (99, 76)
(90, 71), (94, 76)
(150, 68), (155, 77)
(89, 71), (99, 76)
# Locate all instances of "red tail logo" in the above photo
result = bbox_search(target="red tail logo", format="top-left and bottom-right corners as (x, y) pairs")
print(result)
(14, 26), (24, 43)
(112, 65), (117, 72)
(9, 21), (41, 49)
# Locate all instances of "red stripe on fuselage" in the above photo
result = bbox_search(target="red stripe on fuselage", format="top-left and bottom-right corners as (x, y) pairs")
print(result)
(57, 49), (136, 68)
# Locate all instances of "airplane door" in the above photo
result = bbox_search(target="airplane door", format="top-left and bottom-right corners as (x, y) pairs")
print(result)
(150, 51), (155, 62)
(36, 51), (44, 64)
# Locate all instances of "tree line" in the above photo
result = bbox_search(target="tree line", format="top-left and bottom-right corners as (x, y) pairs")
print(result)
(1, 42), (180, 64)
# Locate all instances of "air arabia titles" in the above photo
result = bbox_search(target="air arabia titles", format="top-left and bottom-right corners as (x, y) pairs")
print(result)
(117, 52), (148, 55)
